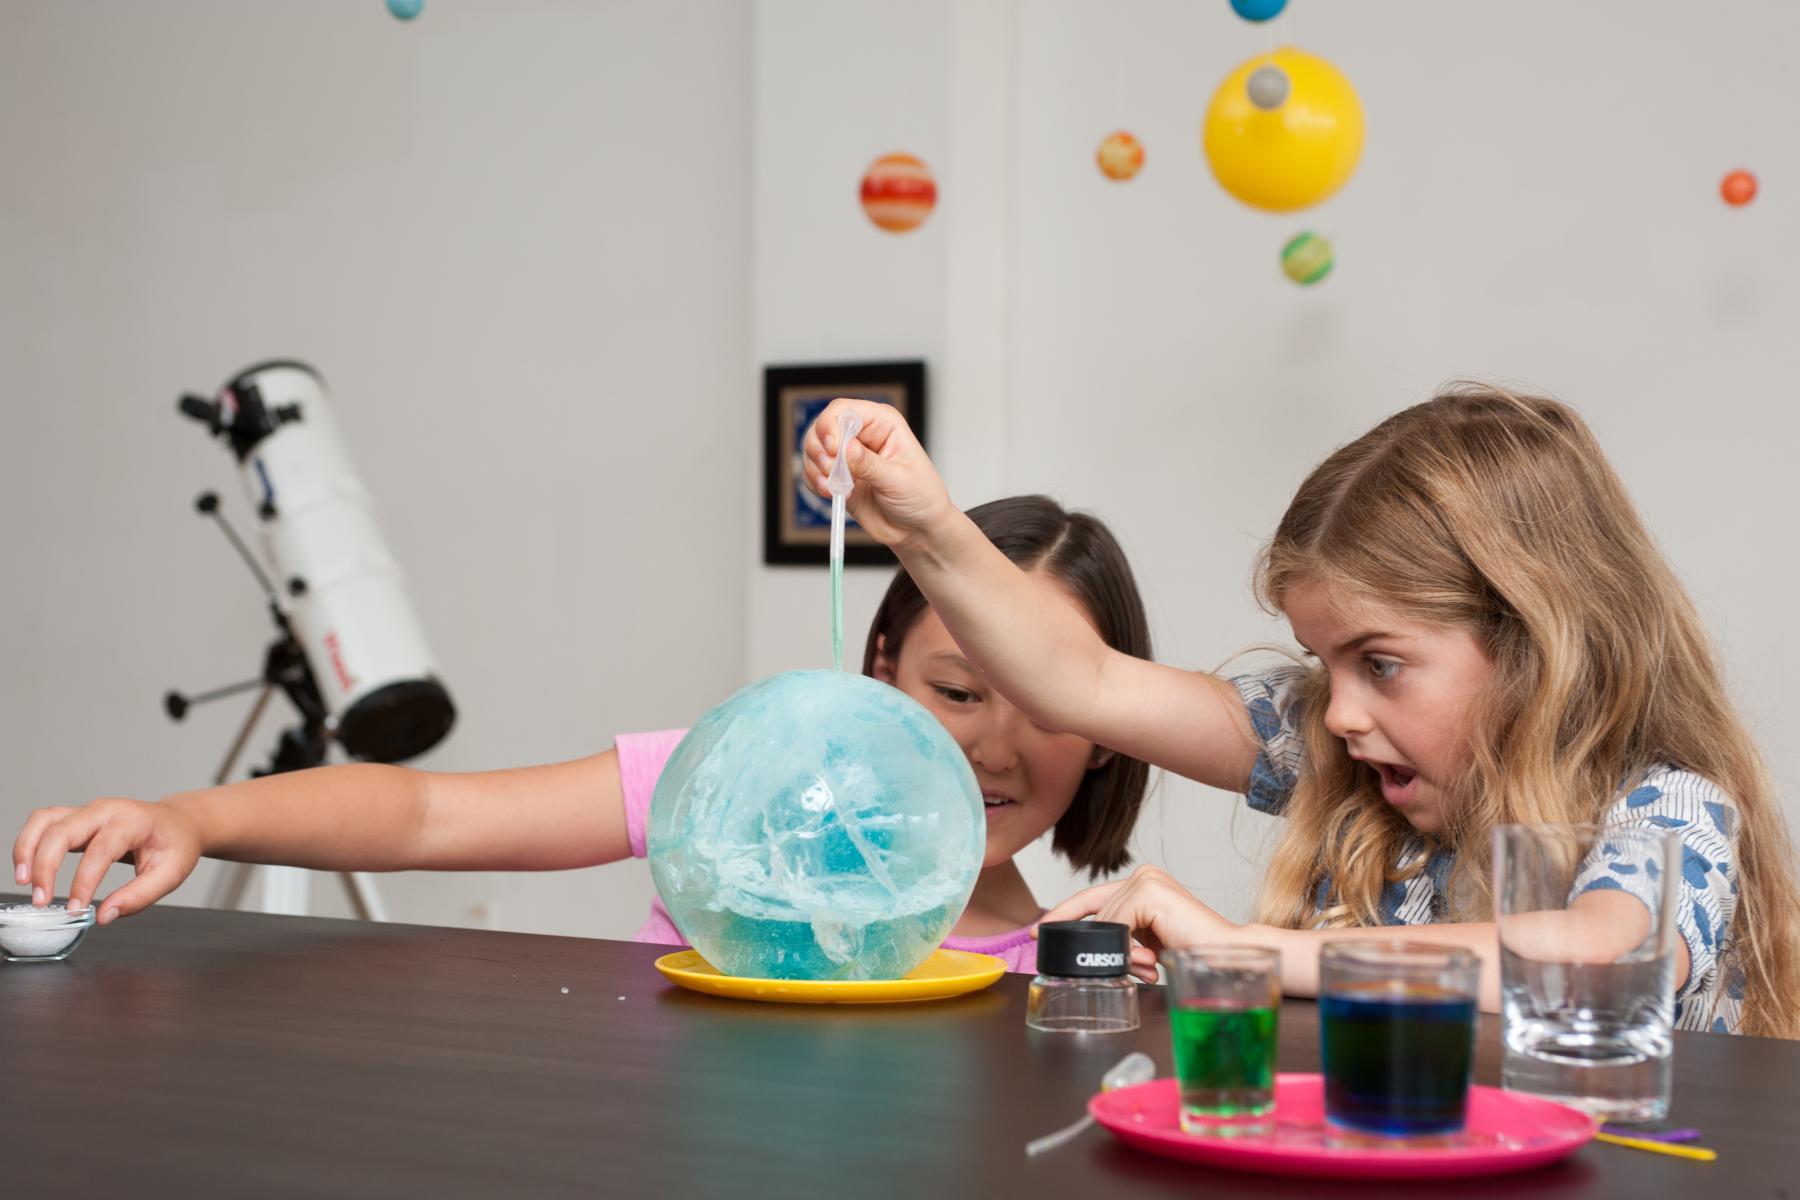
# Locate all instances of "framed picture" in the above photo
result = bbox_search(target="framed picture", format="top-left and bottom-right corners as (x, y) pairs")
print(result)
(763, 360), (926, 566)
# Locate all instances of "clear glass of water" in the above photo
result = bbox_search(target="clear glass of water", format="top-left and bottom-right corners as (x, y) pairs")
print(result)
(1493, 823), (1681, 1123)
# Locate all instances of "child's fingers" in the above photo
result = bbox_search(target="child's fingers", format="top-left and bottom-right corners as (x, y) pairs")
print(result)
(30, 808), (107, 905)
(1104, 871), (1234, 955)
(802, 400), (874, 499)
(13, 806), (74, 887)
(802, 399), (862, 462)
(67, 829), (136, 913)
(1091, 875), (1160, 928)
(842, 399), (916, 455)
(806, 398), (914, 464)
(844, 437), (892, 485)
(1036, 881), (1125, 929)
(800, 412), (829, 465)
(96, 859), (188, 924)
(802, 452), (831, 500)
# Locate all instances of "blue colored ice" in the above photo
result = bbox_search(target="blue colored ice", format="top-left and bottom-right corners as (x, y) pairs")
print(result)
(647, 670), (985, 980)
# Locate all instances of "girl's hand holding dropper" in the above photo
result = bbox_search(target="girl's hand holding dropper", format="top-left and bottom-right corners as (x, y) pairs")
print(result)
(802, 400), (1260, 794)
(801, 398), (955, 553)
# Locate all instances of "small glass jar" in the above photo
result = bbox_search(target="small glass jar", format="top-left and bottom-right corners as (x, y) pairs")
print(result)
(1027, 920), (1139, 1033)
(0, 902), (95, 963)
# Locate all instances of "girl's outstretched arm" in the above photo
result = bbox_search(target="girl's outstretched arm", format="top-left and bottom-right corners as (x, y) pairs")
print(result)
(14, 750), (631, 924)
(803, 397), (1261, 792)
(408, 751), (630, 871)
(899, 507), (1261, 790)
(1039, 866), (1689, 1015)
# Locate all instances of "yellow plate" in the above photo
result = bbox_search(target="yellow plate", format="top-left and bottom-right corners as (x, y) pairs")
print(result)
(653, 948), (1006, 1005)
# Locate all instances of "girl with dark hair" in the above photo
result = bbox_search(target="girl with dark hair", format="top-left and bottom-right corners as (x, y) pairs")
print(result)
(18, 497), (1154, 974)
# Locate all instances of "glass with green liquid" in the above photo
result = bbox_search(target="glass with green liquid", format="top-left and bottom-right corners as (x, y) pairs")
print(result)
(1162, 945), (1282, 1136)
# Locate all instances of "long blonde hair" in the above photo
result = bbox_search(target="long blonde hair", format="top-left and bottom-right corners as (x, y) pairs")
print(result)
(1252, 383), (1800, 1038)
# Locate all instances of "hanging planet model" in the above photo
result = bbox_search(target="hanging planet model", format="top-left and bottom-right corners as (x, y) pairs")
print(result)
(1204, 48), (1364, 213)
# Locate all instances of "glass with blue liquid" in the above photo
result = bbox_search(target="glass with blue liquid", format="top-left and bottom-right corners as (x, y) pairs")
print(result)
(1319, 941), (1480, 1139)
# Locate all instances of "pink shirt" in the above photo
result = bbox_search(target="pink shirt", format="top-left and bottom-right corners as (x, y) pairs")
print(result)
(617, 729), (1039, 974)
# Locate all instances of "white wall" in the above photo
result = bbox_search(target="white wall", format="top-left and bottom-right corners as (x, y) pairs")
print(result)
(747, 1), (945, 684)
(6, 1), (1796, 939)
(1, 0), (751, 938)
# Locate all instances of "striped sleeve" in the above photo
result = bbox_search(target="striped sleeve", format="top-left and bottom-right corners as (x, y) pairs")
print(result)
(1229, 664), (1312, 816)
(1577, 766), (1739, 1026)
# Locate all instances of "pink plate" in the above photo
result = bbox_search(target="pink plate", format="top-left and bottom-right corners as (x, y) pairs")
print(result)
(1090, 1074), (1595, 1180)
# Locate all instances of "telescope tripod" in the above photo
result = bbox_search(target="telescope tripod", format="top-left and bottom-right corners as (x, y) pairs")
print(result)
(166, 491), (390, 921)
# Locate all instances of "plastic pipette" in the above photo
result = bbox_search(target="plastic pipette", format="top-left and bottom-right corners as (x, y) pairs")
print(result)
(1023, 1052), (1156, 1157)
(827, 412), (863, 672)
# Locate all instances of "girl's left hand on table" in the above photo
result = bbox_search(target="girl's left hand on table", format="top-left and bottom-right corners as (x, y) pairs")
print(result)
(1036, 865), (1239, 984)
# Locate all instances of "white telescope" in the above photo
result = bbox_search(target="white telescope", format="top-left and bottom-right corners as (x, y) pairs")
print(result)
(174, 361), (455, 763)
(169, 361), (456, 918)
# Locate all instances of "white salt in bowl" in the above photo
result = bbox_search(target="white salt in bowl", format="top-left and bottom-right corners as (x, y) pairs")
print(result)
(0, 902), (95, 963)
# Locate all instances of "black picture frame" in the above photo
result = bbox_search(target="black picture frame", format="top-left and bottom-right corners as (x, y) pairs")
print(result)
(763, 360), (927, 567)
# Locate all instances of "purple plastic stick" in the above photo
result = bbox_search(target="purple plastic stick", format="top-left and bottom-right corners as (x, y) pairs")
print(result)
(1600, 1124), (1703, 1143)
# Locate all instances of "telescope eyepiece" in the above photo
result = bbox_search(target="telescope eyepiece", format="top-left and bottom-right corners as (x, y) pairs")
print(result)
(178, 393), (221, 432)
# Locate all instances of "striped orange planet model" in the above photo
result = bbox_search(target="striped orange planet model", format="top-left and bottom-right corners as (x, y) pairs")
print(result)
(860, 153), (937, 233)
(1096, 131), (1145, 181)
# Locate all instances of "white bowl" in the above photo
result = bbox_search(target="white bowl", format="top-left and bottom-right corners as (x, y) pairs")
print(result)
(0, 902), (96, 962)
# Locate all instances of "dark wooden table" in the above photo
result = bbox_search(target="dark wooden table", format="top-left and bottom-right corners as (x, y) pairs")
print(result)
(3, 902), (1794, 1198)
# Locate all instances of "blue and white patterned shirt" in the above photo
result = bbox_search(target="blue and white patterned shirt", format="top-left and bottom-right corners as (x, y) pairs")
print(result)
(1233, 665), (1742, 1034)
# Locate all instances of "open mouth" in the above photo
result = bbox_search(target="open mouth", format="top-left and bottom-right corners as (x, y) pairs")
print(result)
(982, 793), (1018, 810)
(1370, 761), (1419, 803)
(1373, 762), (1416, 788)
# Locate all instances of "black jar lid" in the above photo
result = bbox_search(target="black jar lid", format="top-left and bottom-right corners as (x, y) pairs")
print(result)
(1036, 920), (1131, 978)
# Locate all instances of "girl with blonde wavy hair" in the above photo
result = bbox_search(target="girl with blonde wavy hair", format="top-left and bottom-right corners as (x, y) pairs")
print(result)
(801, 384), (1800, 1037)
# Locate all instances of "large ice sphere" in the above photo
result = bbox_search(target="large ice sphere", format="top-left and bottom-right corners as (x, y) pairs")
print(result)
(647, 669), (985, 980)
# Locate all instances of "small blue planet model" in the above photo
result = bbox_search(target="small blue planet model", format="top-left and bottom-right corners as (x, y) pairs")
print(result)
(1231, 0), (1287, 22)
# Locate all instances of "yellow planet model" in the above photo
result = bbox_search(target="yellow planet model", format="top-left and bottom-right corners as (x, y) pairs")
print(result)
(1203, 47), (1364, 213)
